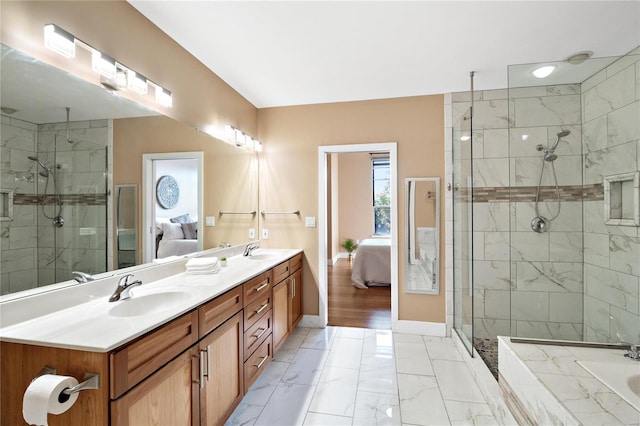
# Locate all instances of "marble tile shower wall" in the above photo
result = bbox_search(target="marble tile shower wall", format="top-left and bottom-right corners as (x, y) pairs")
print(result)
(36, 120), (110, 286)
(1, 116), (38, 294)
(452, 84), (585, 341)
(581, 50), (640, 344)
(0, 117), (109, 294)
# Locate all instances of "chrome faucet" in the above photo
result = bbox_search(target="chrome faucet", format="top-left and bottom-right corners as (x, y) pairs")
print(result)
(109, 274), (142, 302)
(72, 271), (96, 283)
(243, 242), (259, 257)
(623, 343), (640, 361)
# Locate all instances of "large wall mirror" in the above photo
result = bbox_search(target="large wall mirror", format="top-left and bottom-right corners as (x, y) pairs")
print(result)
(405, 177), (440, 294)
(0, 43), (259, 296)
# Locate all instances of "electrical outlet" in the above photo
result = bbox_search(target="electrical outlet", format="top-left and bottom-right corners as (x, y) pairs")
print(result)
(205, 216), (215, 227)
(305, 217), (316, 227)
(262, 228), (269, 239)
(249, 228), (255, 239)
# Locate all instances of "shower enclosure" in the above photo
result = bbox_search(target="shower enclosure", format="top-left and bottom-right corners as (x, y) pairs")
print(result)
(1, 115), (109, 293)
(452, 46), (640, 377)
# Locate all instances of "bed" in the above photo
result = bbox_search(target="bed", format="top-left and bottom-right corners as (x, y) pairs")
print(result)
(351, 238), (391, 289)
(156, 219), (198, 258)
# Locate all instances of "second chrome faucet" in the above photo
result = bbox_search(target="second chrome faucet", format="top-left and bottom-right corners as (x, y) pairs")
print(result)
(109, 274), (142, 302)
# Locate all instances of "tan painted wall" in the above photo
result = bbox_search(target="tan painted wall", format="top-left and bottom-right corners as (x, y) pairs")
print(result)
(337, 153), (374, 247)
(114, 116), (258, 262)
(0, 1), (257, 138)
(258, 95), (445, 322)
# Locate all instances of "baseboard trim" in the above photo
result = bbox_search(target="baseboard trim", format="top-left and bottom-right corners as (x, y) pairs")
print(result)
(393, 320), (446, 336)
(298, 315), (325, 328)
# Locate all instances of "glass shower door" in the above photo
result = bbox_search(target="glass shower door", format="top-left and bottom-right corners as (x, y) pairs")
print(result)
(453, 107), (474, 354)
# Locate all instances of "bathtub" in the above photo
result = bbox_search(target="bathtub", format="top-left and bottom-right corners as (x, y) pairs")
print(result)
(498, 336), (640, 425)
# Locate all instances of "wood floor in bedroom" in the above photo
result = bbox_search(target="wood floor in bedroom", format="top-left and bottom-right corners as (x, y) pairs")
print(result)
(328, 259), (391, 329)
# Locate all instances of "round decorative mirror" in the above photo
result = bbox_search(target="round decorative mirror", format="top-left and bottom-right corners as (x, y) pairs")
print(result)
(156, 175), (180, 209)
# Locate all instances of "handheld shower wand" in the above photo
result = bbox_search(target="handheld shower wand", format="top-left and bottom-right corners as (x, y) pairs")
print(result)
(27, 155), (50, 177)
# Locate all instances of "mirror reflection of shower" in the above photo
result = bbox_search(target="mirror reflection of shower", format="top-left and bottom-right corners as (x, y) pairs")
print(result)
(531, 129), (570, 233)
(28, 154), (63, 227)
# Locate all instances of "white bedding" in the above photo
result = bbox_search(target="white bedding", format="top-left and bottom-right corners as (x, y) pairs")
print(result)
(157, 238), (198, 258)
(351, 238), (391, 289)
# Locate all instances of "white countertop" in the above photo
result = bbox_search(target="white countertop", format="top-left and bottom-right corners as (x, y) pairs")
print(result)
(0, 249), (301, 353)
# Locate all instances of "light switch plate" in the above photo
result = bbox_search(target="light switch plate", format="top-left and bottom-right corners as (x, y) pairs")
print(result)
(262, 228), (269, 239)
(305, 217), (316, 227)
(205, 216), (215, 226)
(249, 228), (255, 239)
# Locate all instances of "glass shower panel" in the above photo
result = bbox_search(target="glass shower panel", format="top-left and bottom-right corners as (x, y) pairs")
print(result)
(453, 107), (474, 354)
(36, 130), (108, 285)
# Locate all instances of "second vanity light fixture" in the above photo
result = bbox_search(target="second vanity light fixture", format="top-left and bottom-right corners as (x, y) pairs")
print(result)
(224, 125), (263, 152)
(44, 23), (172, 108)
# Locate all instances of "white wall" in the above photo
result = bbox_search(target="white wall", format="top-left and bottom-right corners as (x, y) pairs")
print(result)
(155, 159), (198, 220)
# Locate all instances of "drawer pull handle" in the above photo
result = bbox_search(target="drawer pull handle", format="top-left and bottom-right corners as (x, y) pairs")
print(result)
(253, 327), (267, 339)
(255, 283), (269, 292)
(254, 303), (268, 315)
(199, 349), (208, 388)
(254, 355), (268, 369)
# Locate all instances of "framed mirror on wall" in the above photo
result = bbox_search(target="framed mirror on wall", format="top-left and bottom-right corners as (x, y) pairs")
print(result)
(0, 43), (259, 297)
(405, 177), (440, 294)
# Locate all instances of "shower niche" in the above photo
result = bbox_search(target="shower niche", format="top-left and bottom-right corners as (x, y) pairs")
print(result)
(604, 171), (640, 226)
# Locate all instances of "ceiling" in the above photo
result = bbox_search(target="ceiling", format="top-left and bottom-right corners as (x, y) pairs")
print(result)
(130, 1), (640, 108)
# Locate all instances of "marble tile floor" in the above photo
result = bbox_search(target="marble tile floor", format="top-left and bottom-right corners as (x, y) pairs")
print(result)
(226, 326), (499, 426)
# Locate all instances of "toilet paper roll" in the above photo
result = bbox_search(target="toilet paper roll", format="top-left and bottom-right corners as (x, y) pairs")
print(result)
(23, 374), (79, 426)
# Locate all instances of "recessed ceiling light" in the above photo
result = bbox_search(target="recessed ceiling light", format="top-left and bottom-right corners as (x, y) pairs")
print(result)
(532, 65), (556, 79)
(566, 51), (593, 65)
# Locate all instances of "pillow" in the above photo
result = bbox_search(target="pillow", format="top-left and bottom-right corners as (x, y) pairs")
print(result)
(161, 222), (185, 240)
(156, 217), (171, 234)
(170, 213), (192, 224)
(181, 222), (198, 239)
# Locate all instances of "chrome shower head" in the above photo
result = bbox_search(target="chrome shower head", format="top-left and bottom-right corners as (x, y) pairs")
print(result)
(545, 129), (571, 158)
(27, 155), (50, 177)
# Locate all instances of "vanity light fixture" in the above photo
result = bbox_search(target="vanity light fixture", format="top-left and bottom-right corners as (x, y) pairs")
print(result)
(91, 50), (116, 79)
(43, 23), (172, 107)
(44, 24), (76, 58)
(532, 65), (556, 79)
(154, 86), (173, 108)
(127, 70), (148, 95)
(224, 125), (263, 152)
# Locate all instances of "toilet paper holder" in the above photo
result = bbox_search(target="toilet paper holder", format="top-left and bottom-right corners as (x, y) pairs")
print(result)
(35, 366), (100, 398)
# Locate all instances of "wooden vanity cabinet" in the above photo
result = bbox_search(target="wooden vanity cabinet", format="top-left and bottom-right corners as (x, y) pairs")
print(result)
(110, 347), (199, 426)
(272, 253), (304, 353)
(1, 253), (301, 426)
(198, 311), (244, 426)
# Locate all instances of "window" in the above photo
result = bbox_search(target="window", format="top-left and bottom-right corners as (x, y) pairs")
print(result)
(372, 157), (391, 235)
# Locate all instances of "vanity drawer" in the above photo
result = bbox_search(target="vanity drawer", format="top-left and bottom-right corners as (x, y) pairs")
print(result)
(244, 294), (271, 331)
(289, 253), (303, 274)
(244, 309), (272, 360)
(244, 337), (272, 391)
(199, 286), (243, 338)
(110, 310), (199, 399)
(273, 260), (290, 285)
(243, 270), (272, 307)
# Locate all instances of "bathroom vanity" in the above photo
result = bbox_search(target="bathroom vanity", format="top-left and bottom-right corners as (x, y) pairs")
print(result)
(0, 249), (303, 426)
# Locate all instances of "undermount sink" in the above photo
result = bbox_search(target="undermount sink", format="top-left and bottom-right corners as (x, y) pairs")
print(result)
(578, 360), (640, 411)
(108, 291), (191, 317)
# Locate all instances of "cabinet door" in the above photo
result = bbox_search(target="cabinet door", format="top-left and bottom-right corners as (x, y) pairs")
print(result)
(272, 279), (290, 352)
(200, 311), (244, 426)
(290, 268), (303, 329)
(111, 347), (198, 426)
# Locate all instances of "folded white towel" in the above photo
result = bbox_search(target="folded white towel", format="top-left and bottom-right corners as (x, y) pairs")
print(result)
(185, 257), (218, 269)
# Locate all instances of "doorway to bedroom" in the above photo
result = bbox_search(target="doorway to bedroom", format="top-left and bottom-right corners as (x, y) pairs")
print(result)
(318, 143), (398, 330)
(142, 152), (204, 262)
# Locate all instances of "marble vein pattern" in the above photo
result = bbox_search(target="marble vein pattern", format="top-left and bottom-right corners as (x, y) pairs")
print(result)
(226, 327), (499, 426)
